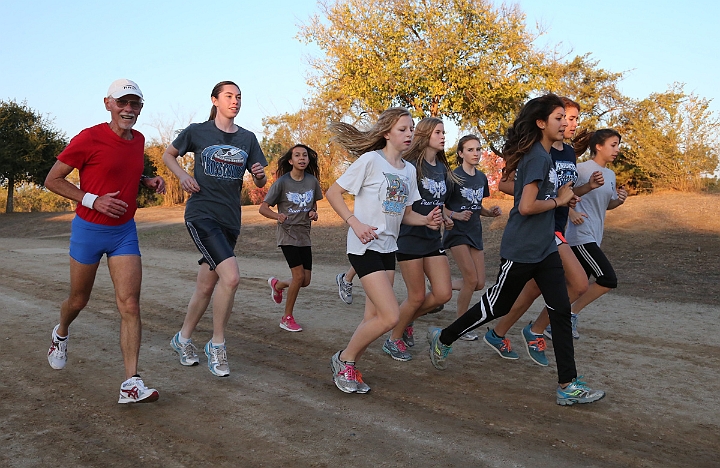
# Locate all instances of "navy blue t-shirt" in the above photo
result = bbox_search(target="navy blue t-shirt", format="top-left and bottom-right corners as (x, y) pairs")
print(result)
(550, 143), (578, 233)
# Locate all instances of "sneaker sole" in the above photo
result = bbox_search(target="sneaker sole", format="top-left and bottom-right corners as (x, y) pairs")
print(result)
(279, 323), (302, 332)
(557, 392), (605, 406)
(382, 345), (412, 361)
(482, 336), (519, 360)
(118, 390), (159, 404)
(268, 278), (282, 304)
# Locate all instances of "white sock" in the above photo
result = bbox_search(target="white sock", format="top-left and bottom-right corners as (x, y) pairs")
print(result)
(177, 332), (190, 344)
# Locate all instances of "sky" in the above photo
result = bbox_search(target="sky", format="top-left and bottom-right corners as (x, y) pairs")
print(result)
(2, 0), (718, 148)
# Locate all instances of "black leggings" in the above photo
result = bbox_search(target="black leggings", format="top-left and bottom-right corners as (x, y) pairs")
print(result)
(440, 251), (577, 383)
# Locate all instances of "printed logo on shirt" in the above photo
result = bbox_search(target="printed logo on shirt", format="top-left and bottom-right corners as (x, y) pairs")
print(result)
(459, 186), (485, 210)
(555, 161), (578, 187)
(286, 190), (315, 213)
(421, 177), (447, 199)
(382, 172), (410, 216)
(202, 145), (248, 179)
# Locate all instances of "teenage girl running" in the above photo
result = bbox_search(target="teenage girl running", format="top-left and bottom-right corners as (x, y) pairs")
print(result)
(325, 108), (443, 394)
(382, 117), (454, 361)
(484, 98), (604, 365)
(427, 94), (605, 406)
(443, 135), (502, 341)
(163, 81), (268, 377)
(564, 129), (627, 336)
(260, 144), (323, 332)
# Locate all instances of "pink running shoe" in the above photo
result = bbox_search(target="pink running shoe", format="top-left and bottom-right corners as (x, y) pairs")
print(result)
(280, 315), (303, 332)
(268, 277), (283, 304)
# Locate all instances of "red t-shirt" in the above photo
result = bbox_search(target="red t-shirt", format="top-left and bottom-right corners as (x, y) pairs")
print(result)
(58, 123), (145, 226)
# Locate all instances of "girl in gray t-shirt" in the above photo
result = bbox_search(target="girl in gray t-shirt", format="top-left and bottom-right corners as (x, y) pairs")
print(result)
(443, 135), (501, 340)
(428, 94), (606, 406)
(260, 145), (323, 333)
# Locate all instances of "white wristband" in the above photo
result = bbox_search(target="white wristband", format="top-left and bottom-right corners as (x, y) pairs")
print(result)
(82, 192), (99, 209)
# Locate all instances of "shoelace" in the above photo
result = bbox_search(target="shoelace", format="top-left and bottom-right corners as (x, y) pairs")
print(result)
(54, 339), (68, 356)
(341, 282), (352, 294)
(501, 338), (512, 352)
(395, 339), (408, 352)
(435, 342), (452, 358)
(209, 345), (228, 366)
(529, 336), (546, 351)
(339, 363), (357, 381)
(355, 370), (365, 384)
(181, 341), (198, 359)
(405, 325), (414, 337)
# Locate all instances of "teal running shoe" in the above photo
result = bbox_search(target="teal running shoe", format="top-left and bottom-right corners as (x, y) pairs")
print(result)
(557, 376), (605, 406)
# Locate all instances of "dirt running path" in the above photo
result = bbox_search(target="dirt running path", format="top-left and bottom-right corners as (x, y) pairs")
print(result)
(0, 212), (718, 467)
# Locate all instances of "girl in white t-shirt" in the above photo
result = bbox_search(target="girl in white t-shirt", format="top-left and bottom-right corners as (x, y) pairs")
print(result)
(325, 107), (443, 394)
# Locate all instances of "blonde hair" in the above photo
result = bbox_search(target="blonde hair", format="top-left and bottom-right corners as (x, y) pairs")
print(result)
(329, 107), (411, 157)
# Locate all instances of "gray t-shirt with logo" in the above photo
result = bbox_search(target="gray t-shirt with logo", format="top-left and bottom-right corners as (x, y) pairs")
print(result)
(173, 120), (267, 230)
(442, 166), (490, 251)
(397, 160), (448, 255)
(263, 172), (323, 247)
(500, 141), (558, 263)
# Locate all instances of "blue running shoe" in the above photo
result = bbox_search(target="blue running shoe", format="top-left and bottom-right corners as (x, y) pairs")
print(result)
(483, 329), (519, 359)
(557, 376), (605, 406)
(204, 341), (230, 377)
(382, 338), (412, 361)
(170, 332), (199, 366)
(521, 322), (548, 367)
(427, 327), (452, 370)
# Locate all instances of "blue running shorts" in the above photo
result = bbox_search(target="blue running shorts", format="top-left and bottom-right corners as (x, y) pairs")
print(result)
(69, 216), (140, 265)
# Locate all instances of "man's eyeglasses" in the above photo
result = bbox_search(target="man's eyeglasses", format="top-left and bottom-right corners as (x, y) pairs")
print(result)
(112, 98), (143, 110)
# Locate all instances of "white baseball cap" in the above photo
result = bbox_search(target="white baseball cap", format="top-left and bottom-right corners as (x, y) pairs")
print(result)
(107, 79), (143, 101)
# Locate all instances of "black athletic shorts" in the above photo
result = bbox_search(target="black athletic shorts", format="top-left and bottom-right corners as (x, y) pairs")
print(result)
(395, 249), (447, 262)
(571, 242), (617, 289)
(186, 220), (239, 271)
(280, 245), (313, 270)
(348, 250), (396, 278)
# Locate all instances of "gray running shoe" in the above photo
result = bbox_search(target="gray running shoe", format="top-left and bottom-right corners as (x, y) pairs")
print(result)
(47, 324), (68, 370)
(382, 338), (412, 361)
(543, 324), (553, 340)
(330, 351), (358, 393)
(336, 273), (353, 304)
(170, 332), (199, 366)
(556, 376), (605, 406)
(427, 327), (452, 370)
(204, 341), (230, 377)
(402, 322), (415, 347)
(483, 328), (519, 359)
(459, 331), (479, 341)
(571, 313), (580, 339)
(521, 322), (548, 367)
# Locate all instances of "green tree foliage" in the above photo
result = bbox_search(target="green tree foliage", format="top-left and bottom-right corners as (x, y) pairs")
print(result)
(300, 0), (546, 154)
(611, 84), (720, 192)
(0, 100), (67, 212)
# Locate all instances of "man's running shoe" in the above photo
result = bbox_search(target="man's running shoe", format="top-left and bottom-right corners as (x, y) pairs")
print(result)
(268, 277), (283, 304)
(459, 331), (479, 341)
(336, 273), (353, 304)
(204, 341), (230, 377)
(483, 328), (519, 359)
(330, 351), (357, 393)
(427, 327), (452, 370)
(382, 338), (412, 361)
(556, 376), (605, 406)
(402, 322), (415, 347)
(280, 315), (303, 332)
(118, 376), (159, 404)
(47, 324), (68, 370)
(521, 322), (548, 367)
(355, 370), (371, 394)
(571, 313), (580, 339)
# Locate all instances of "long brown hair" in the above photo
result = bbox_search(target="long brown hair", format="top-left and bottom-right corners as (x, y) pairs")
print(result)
(208, 81), (240, 121)
(328, 107), (411, 157)
(403, 117), (455, 182)
(573, 129), (622, 158)
(501, 94), (565, 180)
